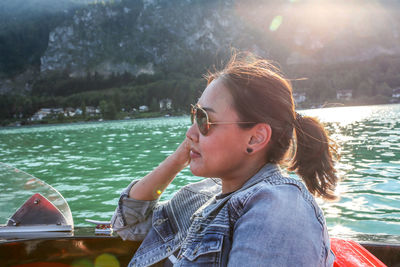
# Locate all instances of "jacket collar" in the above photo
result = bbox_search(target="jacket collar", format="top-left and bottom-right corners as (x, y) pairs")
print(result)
(201, 163), (281, 218)
(241, 163), (281, 190)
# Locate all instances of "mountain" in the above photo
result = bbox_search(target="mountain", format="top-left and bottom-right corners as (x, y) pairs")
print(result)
(39, 0), (259, 77)
(1, 0), (400, 92)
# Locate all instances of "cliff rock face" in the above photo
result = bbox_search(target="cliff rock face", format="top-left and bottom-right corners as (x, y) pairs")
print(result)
(26, 0), (400, 78)
(40, 0), (256, 77)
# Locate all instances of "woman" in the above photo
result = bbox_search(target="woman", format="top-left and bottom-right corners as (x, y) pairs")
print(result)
(112, 53), (338, 266)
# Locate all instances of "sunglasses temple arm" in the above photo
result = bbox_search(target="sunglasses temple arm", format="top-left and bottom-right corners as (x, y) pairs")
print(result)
(208, 122), (257, 125)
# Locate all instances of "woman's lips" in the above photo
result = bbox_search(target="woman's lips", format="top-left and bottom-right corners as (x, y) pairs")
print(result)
(190, 149), (201, 159)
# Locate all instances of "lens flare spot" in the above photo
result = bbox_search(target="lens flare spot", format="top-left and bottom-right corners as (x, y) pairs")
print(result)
(94, 253), (120, 267)
(269, 15), (283, 31)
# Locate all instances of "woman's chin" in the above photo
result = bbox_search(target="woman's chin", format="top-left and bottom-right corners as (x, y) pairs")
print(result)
(189, 163), (198, 175)
(189, 162), (204, 177)
(190, 163), (215, 178)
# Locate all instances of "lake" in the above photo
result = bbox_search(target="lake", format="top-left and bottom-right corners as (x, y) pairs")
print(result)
(0, 104), (399, 243)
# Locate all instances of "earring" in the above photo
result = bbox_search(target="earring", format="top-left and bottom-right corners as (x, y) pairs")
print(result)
(246, 148), (253, 153)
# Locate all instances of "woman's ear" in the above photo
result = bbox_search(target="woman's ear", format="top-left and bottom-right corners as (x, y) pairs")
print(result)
(247, 123), (272, 153)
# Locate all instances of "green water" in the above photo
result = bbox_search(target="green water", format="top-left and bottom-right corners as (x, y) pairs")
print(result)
(1, 104), (399, 243)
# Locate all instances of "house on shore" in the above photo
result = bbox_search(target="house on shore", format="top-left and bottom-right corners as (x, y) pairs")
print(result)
(75, 106), (100, 116)
(30, 106), (102, 121)
(52, 108), (64, 114)
(65, 107), (75, 117)
(159, 98), (172, 111)
(30, 108), (52, 121)
(75, 108), (82, 115)
(86, 106), (101, 116)
(139, 105), (149, 112)
(293, 92), (306, 104)
(30, 108), (63, 121)
(336, 90), (353, 100)
(392, 88), (400, 98)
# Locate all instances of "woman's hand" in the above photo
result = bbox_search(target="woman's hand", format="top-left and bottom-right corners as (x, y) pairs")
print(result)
(169, 138), (191, 169)
(128, 138), (191, 200)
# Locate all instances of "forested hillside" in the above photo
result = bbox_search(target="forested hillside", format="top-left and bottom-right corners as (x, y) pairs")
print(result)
(1, 0), (400, 125)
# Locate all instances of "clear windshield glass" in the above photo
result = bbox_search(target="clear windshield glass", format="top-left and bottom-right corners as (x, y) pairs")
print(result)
(0, 162), (73, 227)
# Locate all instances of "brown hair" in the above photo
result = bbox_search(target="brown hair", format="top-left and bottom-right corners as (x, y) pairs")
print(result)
(206, 53), (339, 200)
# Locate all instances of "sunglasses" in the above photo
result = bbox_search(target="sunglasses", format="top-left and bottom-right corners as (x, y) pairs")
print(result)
(190, 104), (257, 135)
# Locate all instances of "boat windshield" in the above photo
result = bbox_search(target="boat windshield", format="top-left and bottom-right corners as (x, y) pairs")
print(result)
(0, 163), (73, 227)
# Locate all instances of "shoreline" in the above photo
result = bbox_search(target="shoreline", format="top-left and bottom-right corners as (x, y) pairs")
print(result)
(2, 102), (400, 128)
(1, 111), (186, 128)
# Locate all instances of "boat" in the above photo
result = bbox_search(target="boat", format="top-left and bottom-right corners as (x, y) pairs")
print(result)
(0, 163), (399, 267)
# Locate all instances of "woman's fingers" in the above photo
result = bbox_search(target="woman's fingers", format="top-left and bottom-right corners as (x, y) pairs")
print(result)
(171, 138), (191, 168)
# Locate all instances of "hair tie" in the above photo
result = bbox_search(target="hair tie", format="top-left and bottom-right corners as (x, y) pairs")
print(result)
(295, 112), (302, 122)
(293, 112), (303, 130)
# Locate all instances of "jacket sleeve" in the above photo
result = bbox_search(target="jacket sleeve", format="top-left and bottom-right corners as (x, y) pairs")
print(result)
(227, 184), (333, 267)
(111, 178), (222, 242)
(111, 180), (160, 241)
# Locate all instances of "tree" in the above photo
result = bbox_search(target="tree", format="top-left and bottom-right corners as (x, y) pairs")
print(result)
(112, 92), (121, 112)
(99, 100), (107, 118)
(57, 113), (65, 122)
(99, 100), (117, 119)
(357, 81), (373, 97)
(105, 101), (117, 119)
(150, 98), (158, 112)
(376, 82), (392, 97)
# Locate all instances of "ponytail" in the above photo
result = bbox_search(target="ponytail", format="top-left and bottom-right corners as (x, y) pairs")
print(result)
(289, 115), (339, 200)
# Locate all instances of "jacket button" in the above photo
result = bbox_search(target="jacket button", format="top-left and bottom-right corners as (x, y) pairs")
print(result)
(155, 218), (164, 225)
(193, 224), (201, 232)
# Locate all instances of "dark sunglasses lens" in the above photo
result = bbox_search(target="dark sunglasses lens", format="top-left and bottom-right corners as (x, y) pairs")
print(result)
(196, 108), (208, 135)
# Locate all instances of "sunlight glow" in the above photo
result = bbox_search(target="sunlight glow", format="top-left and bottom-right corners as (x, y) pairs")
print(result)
(269, 15), (283, 31)
(302, 106), (373, 126)
(234, 0), (389, 61)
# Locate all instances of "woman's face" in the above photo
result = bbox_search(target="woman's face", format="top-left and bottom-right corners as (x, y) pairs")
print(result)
(186, 79), (251, 179)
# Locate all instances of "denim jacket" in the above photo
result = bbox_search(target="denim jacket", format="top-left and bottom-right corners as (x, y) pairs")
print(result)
(111, 164), (335, 267)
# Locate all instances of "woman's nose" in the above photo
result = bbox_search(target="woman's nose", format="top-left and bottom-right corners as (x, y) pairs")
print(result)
(186, 123), (199, 143)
